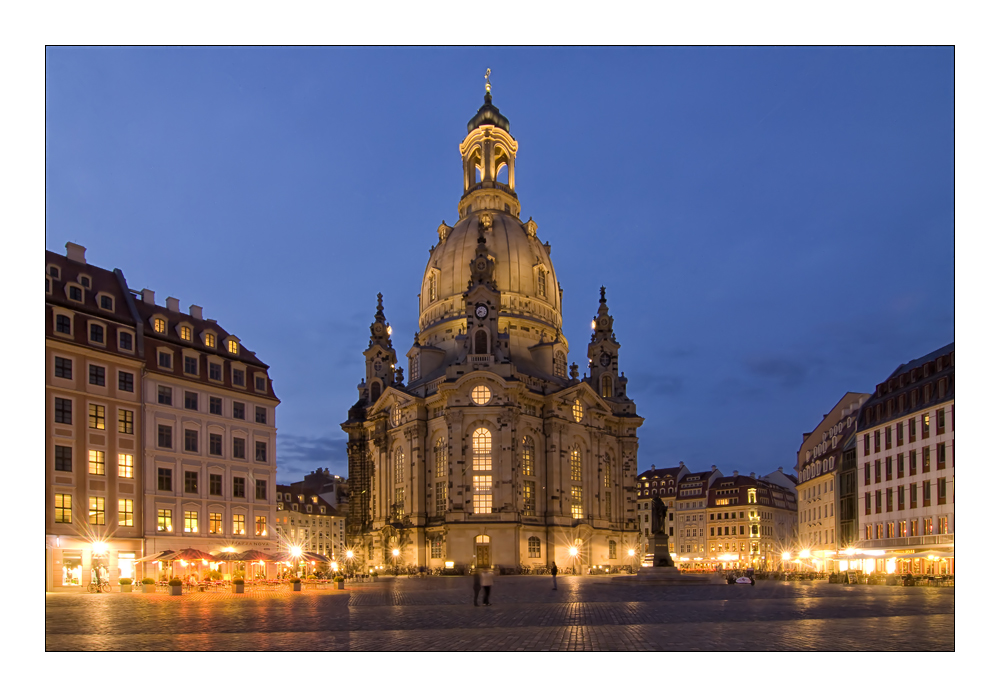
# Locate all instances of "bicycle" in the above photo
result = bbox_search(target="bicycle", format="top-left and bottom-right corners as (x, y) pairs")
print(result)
(88, 580), (111, 593)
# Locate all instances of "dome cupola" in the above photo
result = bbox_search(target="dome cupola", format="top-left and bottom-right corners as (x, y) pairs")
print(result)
(458, 69), (519, 219)
(467, 91), (511, 134)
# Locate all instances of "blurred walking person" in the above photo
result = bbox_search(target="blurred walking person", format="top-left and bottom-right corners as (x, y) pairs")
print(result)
(473, 568), (482, 606)
(481, 568), (494, 605)
(551, 561), (558, 590)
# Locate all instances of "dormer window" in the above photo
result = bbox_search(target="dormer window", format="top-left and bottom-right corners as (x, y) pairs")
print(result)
(312, 496), (318, 504)
(99, 294), (114, 311)
(49, 265), (60, 279)
(298, 495), (304, 503)
(203, 332), (216, 348)
(153, 318), (166, 333)
(68, 285), (83, 302)
(79, 275), (91, 288)
(320, 506), (326, 513)
(179, 325), (192, 341)
(227, 339), (239, 354)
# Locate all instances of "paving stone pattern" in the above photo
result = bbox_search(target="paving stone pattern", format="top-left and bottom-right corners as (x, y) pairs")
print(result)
(45, 576), (954, 651)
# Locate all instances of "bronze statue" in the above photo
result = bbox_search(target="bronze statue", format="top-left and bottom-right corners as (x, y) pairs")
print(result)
(651, 497), (667, 535)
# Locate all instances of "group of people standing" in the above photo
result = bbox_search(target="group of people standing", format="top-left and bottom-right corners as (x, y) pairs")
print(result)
(472, 562), (561, 606)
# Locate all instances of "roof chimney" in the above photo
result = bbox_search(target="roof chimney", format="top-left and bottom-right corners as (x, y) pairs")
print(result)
(750, 472), (756, 479)
(778, 467), (783, 473)
(65, 242), (86, 264)
(189, 304), (203, 320)
(166, 297), (180, 313)
(679, 461), (684, 468)
(650, 464), (655, 471)
(733, 470), (738, 477)
(710, 465), (716, 472)
(141, 289), (156, 305)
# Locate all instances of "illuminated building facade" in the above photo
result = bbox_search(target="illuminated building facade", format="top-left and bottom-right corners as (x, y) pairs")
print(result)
(855, 343), (954, 575)
(794, 392), (869, 571)
(342, 85), (644, 573)
(707, 473), (798, 570)
(275, 484), (346, 562)
(44, 243), (280, 588)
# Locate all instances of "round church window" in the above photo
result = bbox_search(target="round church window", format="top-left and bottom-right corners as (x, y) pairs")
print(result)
(471, 385), (492, 405)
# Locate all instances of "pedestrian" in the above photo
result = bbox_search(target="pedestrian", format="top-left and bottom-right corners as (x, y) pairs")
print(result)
(481, 568), (494, 605)
(472, 568), (482, 606)
(551, 561), (558, 590)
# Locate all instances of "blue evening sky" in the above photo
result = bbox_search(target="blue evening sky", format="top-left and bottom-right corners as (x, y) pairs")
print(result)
(45, 47), (955, 484)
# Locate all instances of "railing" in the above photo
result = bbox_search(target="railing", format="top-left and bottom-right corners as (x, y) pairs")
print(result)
(461, 181), (517, 199)
(468, 354), (494, 366)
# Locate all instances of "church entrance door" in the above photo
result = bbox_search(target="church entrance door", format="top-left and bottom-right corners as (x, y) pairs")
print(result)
(476, 544), (491, 568)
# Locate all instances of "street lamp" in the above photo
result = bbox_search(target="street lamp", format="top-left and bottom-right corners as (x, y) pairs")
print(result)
(289, 545), (303, 579)
(392, 548), (400, 575)
(345, 549), (354, 578)
(568, 546), (578, 575)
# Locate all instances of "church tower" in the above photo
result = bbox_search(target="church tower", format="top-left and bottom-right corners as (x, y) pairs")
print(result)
(343, 73), (644, 573)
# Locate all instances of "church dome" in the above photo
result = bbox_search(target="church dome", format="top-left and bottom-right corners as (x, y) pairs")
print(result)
(418, 210), (561, 340)
(467, 92), (511, 133)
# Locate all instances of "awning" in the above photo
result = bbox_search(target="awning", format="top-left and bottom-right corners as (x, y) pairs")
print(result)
(133, 550), (175, 563)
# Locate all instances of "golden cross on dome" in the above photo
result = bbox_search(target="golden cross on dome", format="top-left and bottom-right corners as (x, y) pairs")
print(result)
(485, 68), (491, 93)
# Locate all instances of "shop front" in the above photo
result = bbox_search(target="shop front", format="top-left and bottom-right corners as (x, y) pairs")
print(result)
(46, 534), (144, 591)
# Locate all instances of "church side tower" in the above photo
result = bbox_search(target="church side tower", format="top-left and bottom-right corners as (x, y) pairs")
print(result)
(362, 293), (398, 404)
(587, 286), (630, 404)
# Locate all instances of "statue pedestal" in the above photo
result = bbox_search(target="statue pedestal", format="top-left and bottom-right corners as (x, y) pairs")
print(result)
(613, 534), (711, 585)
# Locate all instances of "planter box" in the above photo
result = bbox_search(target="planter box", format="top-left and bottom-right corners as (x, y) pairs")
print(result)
(120, 584), (132, 592)
(291, 583), (302, 592)
(169, 585), (182, 596)
(336, 582), (345, 590)
(234, 585), (245, 594)
(142, 584), (155, 593)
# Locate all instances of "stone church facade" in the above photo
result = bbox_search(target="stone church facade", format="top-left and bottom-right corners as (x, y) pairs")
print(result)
(342, 87), (644, 572)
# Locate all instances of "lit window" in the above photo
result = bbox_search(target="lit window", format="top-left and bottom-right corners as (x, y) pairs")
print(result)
(184, 511), (198, 533)
(118, 453), (133, 478)
(157, 509), (173, 532)
(573, 399), (583, 423)
(435, 481), (447, 514)
(571, 486), (583, 519)
(255, 516), (267, 536)
(431, 537), (442, 558)
(180, 326), (192, 341)
(394, 448), (405, 483)
(473, 428), (491, 470)
(88, 404), (105, 430)
(554, 352), (567, 378)
(609, 540), (617, 559)
(435, 438), (447, 478)
(228, 339), (239, 354)
(473, 475), (492, 513)
(570, 447), (582, 481)
(154, 318), (166, 333)
(209, 512), (222, 534)
(523, 480), (535, 515)
(391, 403), (401, 426)
(528, 536), (540, 558)
(55, 493), (72, 523)
(233, 514), (246, 535)
(471, 385), (491, 405)
(521, 436), (534, 476)
(89, 497), (105, 525)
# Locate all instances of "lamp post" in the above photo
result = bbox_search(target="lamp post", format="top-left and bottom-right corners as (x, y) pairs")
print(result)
(568, 546), (578, 575)
(392, 548), (400, 575)
(289, 545), (303, 579)
(345, 549), (354, 578)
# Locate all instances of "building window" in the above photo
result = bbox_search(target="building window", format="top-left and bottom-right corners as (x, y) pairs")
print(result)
(49, 265), (60, 279)
(255, 441), (267, 462)
(523, 480), (535, 515)
(473, 428), (491, 470)
(874, 459), (881, 483)
(152, 318), (166, 334)
(937, 443), (946, 469)
(936, 408), (946, 434)
(922, 447), (931, 473)
(55, 357), (72, 379)
(922, 481), (931, 507)
(90, 324), (104, 344)
(435, 438), (447, 478)
(209, 473), (222, 496)
(158, 468), (172, 492)
(157, 386), (172, 406)
(118, 453), (133, 478)
(179, 326), (192, 341)
(184, 356), (198, 375)
(184, 470), (198, 494)
(55, 445), (73, 472)
(89, 365), (105, 387)
(233, 437), (246, 459)
(233, 402), (245, 420)
(885, 426), (892, 449)
(184, 511), (198, 533)
(896, 454), (904, 478)
(255, 375), (266, 391)
(922, 414), (930, 439)
(228, 339), (239, 354)
(937, 478), (947, 505)
(571, 486), (583, 519)
(118, 371), (134, 392)
(157, 424), (172, 448)
(233, 477), (245, 498)
(864, 492), (871, 515)
(88, 404), (105, 430)
(554, 351), (566, 378)
(255, 406), (267, 424)
(54, 397), (72, 424)
(528, 536), (541, 558)
(864, 462), (870, 485)
(521, 436), (534, 477)
(886, 488), (893, 512)
(570, 447), (582, 481)
(209, 512), (222, 534)
(939, 516), (949, 535)
(204, 333), (216, 348)
(209, 433), (222, 456)
(874, 430), (880, 453)
(184, 391), (198, 410)
(431, 537), (442, 558)
(209, 363), (222, 381)
(233, 514), (246, 535)
(88, 497), (105, 525)
(909, 450), (917, 476)
(473, 475), (492, 514)
(255, 516), (267, 537)
(573, 399), (583, 423)
(158, 351), (172, 369)
(256, 479), (267, 501)
(233, 369), (245, 387)
(537, 268), (546, 298)
(184, 429), (198, 453)
(435, 481), (447, 515)
(209, 396), (222, 415)
(55, 493), (72, 523)
(609, 540), (617, 559)
(157, 508), (173, 532)
(119, 332), (133, 351)
(602, 374), (612, 398)
(56, 315), (71, 334)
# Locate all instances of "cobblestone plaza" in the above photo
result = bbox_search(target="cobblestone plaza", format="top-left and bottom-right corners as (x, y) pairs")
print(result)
(45, 576), (954, 651)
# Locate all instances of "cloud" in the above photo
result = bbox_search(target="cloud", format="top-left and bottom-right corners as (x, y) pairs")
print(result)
(629, 373), (685, 396)
(277, 432), (348, 470)
(744, 355), (809, 389)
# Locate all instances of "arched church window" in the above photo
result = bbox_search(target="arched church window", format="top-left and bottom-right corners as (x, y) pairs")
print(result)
(521, 436), (534, 477)
(435, 438), (447, 478)
(472, 428), (492, 470)
(528, 536), (541, 558)
(537, 269), (546, 298)
(570, 447), (582, 481)
(602, 374), (613, 398)
(370, 381), (381, 402)
(428, 274), (437, 303)
(475, 330), (488, 355)
(609, 540), (617, 559)
(573, 399), (583, 423)
(604, 456), (611, 488)
(391, 403), (401, 426)
(394, 448), (404, 484)
(554, 352), (566, 378)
